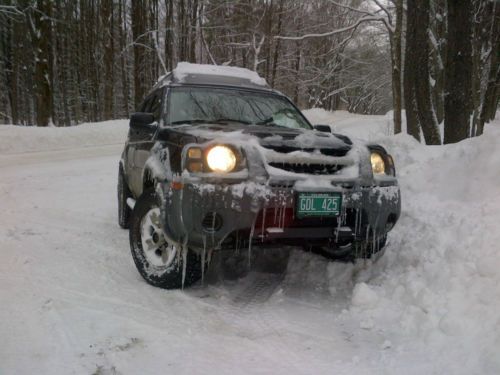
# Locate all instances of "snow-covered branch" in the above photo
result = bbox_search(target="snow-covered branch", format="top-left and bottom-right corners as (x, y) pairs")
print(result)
(275, 15), (385, 41)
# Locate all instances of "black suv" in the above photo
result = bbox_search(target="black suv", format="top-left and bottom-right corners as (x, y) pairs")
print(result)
(118, 63), (401, 289)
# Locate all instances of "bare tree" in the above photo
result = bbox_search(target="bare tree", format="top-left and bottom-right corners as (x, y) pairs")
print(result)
(444, 0), (473, 144)
(27, 0), (53, 126)
(413, 0), (440, 144)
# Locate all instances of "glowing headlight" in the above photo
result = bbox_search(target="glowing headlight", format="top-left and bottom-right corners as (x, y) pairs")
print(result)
(370, 152), (386, 175)
(206, 146), (237, 173)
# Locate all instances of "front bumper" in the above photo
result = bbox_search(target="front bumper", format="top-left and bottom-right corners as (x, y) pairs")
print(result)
(159, 181), (401, 251)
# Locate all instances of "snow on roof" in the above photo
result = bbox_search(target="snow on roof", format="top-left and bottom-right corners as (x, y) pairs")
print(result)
(172, 62), (268, 87)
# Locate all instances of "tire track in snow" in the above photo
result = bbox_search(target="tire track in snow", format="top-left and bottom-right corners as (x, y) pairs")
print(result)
(210, 271), (315, 374)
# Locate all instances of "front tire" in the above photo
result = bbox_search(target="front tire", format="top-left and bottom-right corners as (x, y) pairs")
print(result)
(129, 189), (203, 289)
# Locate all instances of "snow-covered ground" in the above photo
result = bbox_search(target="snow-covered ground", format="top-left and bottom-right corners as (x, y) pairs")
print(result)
(1, 111), (499, 374)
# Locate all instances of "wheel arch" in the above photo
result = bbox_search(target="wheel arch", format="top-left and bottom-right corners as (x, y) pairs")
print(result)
(141, 147), (173, 195)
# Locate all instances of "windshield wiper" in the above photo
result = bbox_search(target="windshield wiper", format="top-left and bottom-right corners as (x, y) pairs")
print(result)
(256, 117), (274, 125)
(212, 118), (251, 125)
(255, 119), (287, 128)
(171, 118), (252, 126)
(171, 119), (209, 125)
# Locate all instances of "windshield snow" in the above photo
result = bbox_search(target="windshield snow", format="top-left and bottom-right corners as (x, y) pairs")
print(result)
(167, 86), (311, 130)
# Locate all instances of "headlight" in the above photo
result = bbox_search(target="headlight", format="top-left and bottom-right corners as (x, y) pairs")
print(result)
(206, 145), (237, 173)
(370, 152), (386, 175)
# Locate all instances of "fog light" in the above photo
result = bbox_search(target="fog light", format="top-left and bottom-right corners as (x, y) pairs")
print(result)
(201, 212), (223, 232)
(188, 161), (203, 172)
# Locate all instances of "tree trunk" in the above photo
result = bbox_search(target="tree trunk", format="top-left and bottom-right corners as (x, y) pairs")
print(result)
(132, 0), (146, 108)
(475, 1), (500, 136)
(413, 0), (441, 144)
(270, 0), (284, 87)
(403, 0), (421, 141)
(102, 0), (114, 120)
(294, 41), (301, 105)
(118, 0), (130, 117)
(189, 0), (198, 62)
(165, 0), (176, 70)
(28, 0), (53, 126)
(9, 15), (21, 124)
(444, 0), (473, 144)
(391, 0), (403, 134)
(429, 0), (446, 125)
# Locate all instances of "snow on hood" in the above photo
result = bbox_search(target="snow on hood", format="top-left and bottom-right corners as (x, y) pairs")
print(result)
(174, 123), (352, 150)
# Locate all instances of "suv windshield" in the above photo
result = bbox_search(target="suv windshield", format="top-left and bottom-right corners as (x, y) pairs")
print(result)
(167, 86), (311, 130)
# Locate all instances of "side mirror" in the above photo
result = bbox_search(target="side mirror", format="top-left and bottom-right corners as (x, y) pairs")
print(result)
(130, 112), (156, 130)
(313, 124), (331, 133)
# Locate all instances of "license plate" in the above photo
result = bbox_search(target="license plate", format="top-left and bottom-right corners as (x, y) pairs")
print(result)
(296, 193), (342, 218)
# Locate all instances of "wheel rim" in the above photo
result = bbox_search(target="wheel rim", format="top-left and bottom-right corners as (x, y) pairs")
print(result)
(140, 207), (177, 269)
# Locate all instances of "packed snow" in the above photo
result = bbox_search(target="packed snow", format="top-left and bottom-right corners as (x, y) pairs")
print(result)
(173, 62), (268, 86)
(0, 120), (129, 154)
(0, 110), (499, 374)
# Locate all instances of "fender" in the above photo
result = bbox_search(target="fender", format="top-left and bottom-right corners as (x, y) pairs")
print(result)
(141, 145), (187, 245)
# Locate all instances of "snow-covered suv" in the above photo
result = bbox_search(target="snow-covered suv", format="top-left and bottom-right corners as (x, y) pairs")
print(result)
(118, 63), (401, 289)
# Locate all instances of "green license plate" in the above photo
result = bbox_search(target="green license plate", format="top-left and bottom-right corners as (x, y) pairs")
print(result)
(296, 193), (342, 218)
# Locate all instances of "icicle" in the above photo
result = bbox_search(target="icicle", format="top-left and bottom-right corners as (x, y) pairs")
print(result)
(354, 209), (358, 237)
(211, 211), (216, 247)
(277, 205), (281, 229)
(211, 211), (216, 230)
(207, 248), (213, 268)
(248, 220), (256, 269)
(235, 231), (239, 254)
(201, 235), (207, 283)
(235, 231), (240, 254)
(372, 230), (379, 256)
(273, 205), (278, 224)
(354, 208), (361, 237)
(335, 215), (342, 242)
(181, 241), (188, 289)
(281, 199), (287, 229)
(261, 207), (267, 242)
(364, 225), (371, 261)
(176, 243), (182, 268)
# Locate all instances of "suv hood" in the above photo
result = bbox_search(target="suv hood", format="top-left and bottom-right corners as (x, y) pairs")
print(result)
(170, 123), (352, 155)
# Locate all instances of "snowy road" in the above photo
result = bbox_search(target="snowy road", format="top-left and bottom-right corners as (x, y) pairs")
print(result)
(1, 114), (499, 374)
(0, 144), (361, 374)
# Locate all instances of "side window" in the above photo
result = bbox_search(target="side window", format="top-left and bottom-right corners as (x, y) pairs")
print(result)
(149, 89), (163, 121)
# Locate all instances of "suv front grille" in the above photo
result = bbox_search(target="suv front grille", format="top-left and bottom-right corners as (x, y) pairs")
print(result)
(261, 145), (349, 157)
(269, 162), (343, 175)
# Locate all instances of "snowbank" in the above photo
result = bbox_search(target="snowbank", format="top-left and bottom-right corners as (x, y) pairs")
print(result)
(0, 120), (129, 154)
(355, 126), (500, 373)
(294, 110), (500, 373)
(303, 108), (395, 141)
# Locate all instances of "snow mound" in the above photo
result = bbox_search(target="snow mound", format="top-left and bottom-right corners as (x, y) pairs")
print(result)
(0, 120), (129, 154)
(173, 62), (268, 87)
(341, 124), (500, 372)
(303, 108), (394, 141)
(288, 109), (500, 373)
